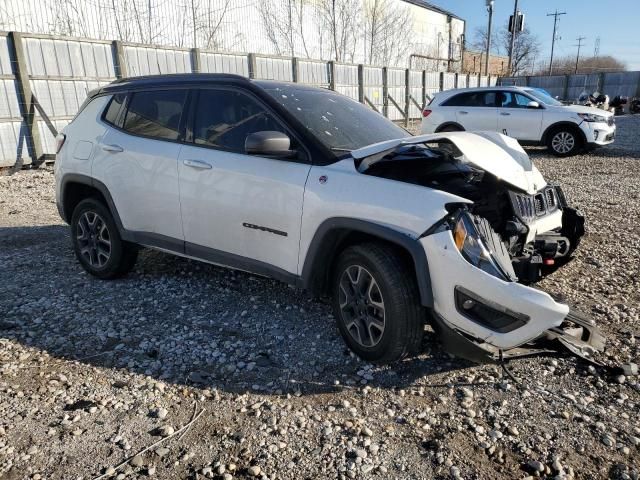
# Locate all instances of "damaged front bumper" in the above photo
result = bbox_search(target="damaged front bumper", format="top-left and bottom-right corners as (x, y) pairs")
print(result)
(421, 227), (605, 364)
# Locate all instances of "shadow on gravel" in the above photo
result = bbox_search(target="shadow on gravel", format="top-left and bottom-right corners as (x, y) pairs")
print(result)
(0, 224), (476, 398)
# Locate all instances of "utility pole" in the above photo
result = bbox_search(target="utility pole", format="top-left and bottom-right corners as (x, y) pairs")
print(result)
(485, 0), (494, 76)
(594, 37), (600, 57)
(547, 10), (566, 75)
(508, 0), (519, 73)
(574, 36), (586, 74)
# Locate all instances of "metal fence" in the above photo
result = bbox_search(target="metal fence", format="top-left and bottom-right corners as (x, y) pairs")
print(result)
(1, 31), (494, 169)
(499, 72), (640, 102)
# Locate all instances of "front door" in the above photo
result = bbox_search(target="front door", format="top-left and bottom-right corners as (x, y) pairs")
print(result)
(496, 91), (543, 141)
(177, 87), (311, 276)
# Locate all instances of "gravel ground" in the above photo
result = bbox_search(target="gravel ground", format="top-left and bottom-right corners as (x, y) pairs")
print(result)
(1, 116), (639, 480)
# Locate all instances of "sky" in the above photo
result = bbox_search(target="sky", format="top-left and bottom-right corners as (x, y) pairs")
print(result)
(440, 0), (640, 71)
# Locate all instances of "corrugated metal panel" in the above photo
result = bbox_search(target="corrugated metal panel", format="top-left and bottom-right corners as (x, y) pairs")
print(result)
(528, 75), (565, 98)
(603, 71), (640, 99)
(298, 60), (329, 87)
(200, 52), (249, 76)
(334, 63), (358, 100)
(442, 72), (456, 90)
(468, 74), (479, 88)
(0, 122), (24, 167)
(425, 71), (440, 99)
(255, 56), (293, 81)
(408, 70), (423, 118)
(123, 45), (191, 76)
(457, 74), (468, 89)
(567, 74), (599, 101)
(0, 36), (13, 75)
(363, 66), (383, 112)
(479, 75), (489, 87)
(386, 68), (405, 120)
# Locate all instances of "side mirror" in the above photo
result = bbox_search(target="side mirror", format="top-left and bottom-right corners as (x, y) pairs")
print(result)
(527, 101), (541, 109)
(245, 131), (297, 158)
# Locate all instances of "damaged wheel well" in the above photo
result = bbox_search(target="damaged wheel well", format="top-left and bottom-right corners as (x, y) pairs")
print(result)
(301, 218), (433, 307)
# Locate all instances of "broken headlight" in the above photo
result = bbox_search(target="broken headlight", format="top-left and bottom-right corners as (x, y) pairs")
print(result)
(452, 212), (509, 280)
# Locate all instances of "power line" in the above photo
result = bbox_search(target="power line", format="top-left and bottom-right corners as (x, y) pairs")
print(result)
(574, 36), (586, 74)
(546, 9), (566, 75)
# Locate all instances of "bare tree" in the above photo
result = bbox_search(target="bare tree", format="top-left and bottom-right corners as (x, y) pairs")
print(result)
(363, 0), (412, 66)
(472, 21), (540, 75)
(536, 54), (626, 75)
(318, 0), (360, 62)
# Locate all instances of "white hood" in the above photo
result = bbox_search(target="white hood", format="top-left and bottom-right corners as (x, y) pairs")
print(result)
(351, 131), (545, 194)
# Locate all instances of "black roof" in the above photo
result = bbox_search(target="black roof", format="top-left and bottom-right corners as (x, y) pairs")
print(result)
(100, 73), (251, 94)
(401, 0), (463, 21)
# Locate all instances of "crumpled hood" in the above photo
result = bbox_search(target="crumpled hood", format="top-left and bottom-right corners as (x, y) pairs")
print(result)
(351, 131), (545, 194)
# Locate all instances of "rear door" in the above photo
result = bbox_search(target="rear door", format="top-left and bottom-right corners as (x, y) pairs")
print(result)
(496, 90), (544, 140)
(441, 91), (498, 132)
(177, 87), (311, 275)
(92, 89), (187, 242)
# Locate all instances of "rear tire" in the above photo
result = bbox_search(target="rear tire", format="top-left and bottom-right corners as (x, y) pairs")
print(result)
(547, 126), (583, 157)
(70, 198), (138, 279)
(331, 242), (425, 364)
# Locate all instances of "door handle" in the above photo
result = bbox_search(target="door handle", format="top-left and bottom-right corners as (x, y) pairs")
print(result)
(500, 112), (511, 116)
(458, 111), (468, 115)
(102, 144), (123, 153)
(183, 159), (212, 170)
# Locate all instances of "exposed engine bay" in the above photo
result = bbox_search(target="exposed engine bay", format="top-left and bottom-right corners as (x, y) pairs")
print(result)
(359, 141), (585, 284)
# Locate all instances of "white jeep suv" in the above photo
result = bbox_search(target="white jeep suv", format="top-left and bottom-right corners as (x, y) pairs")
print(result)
(421, 86), (616, 156)
(54, 74), (604, 365)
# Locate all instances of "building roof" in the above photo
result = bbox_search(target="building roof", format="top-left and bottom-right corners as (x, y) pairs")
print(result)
(401, 0), (463, 21)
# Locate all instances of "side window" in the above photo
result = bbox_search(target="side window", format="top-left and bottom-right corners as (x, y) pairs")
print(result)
(193, 89), (297, 155)
(498, 91), (533, 109)
(103, 93), (126, 126)
(442, 92), (475, 107)
(123, 90), (187, 140)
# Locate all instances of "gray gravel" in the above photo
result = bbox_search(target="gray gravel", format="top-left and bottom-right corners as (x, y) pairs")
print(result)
(1, 116), (639, 479)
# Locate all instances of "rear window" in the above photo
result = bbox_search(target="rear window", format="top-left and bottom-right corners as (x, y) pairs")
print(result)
(442, 91), (496, 107)
(122, 90), (187, 140)
(103, 93), (126, 126)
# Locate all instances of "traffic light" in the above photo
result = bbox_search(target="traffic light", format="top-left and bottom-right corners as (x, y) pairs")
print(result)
(508, 12), (525, 32)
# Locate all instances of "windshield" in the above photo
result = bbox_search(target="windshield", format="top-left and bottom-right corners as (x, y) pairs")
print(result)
(525, 88), (562, 106)
(260, 84), (410, 151)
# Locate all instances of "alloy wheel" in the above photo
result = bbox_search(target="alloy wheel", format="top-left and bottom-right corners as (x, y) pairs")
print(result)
(77, 211), (111, 268)
(551, 131), (575, 154)
(338, 265), (386, 348)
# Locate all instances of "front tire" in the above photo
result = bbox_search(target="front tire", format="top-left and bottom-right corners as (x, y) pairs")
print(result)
(70, 198), (138, 279)
(547, 127), (582, 156)
(331, 243), (425, 364)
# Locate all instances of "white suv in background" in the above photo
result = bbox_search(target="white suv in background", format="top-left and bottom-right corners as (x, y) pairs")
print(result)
(54, 74), (604, 366)
(421, 86), (616, 156)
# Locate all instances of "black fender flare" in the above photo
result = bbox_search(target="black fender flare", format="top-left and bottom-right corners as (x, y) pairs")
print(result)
(434, 122), (465, 133)
(541, 122), (587, 145)
(59, 173), (126, 234)
(300, 217), (433, 307)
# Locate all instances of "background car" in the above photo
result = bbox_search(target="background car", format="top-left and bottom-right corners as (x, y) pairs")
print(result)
(421, 86), (616, 156)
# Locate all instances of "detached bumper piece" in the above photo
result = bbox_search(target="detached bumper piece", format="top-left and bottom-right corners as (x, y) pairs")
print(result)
(543, 308), (606, 366)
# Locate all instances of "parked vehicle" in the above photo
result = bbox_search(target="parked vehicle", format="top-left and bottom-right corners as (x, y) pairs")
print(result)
(578, 91), (610, 111)
(422, 86), (616, 157)
(55, 74), (603, 365)
(630, 97), (640, 114)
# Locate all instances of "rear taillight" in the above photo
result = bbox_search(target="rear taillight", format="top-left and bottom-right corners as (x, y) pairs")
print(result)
(55, 133), (66, 154)
(422, 109), (432, 118)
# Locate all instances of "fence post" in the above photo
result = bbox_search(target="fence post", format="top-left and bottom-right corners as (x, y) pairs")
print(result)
(328, 61), (336, 90)
(112, 40), (127, 78)
(248, 53), (257, 79)
(562, 75), (569, 101)
(382, 67), (388, 117)
(598, 72), (606, 93)
(454, 72), (459, 89)
(357, 64), (364, 103)
(477, 73), (481, 87)
(292, 57), (299, 83)
(8, 31), (44, 167)
(439, 71), (444, 91)
(191, 48), (201, 73)
(404, 68), (410, 127)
